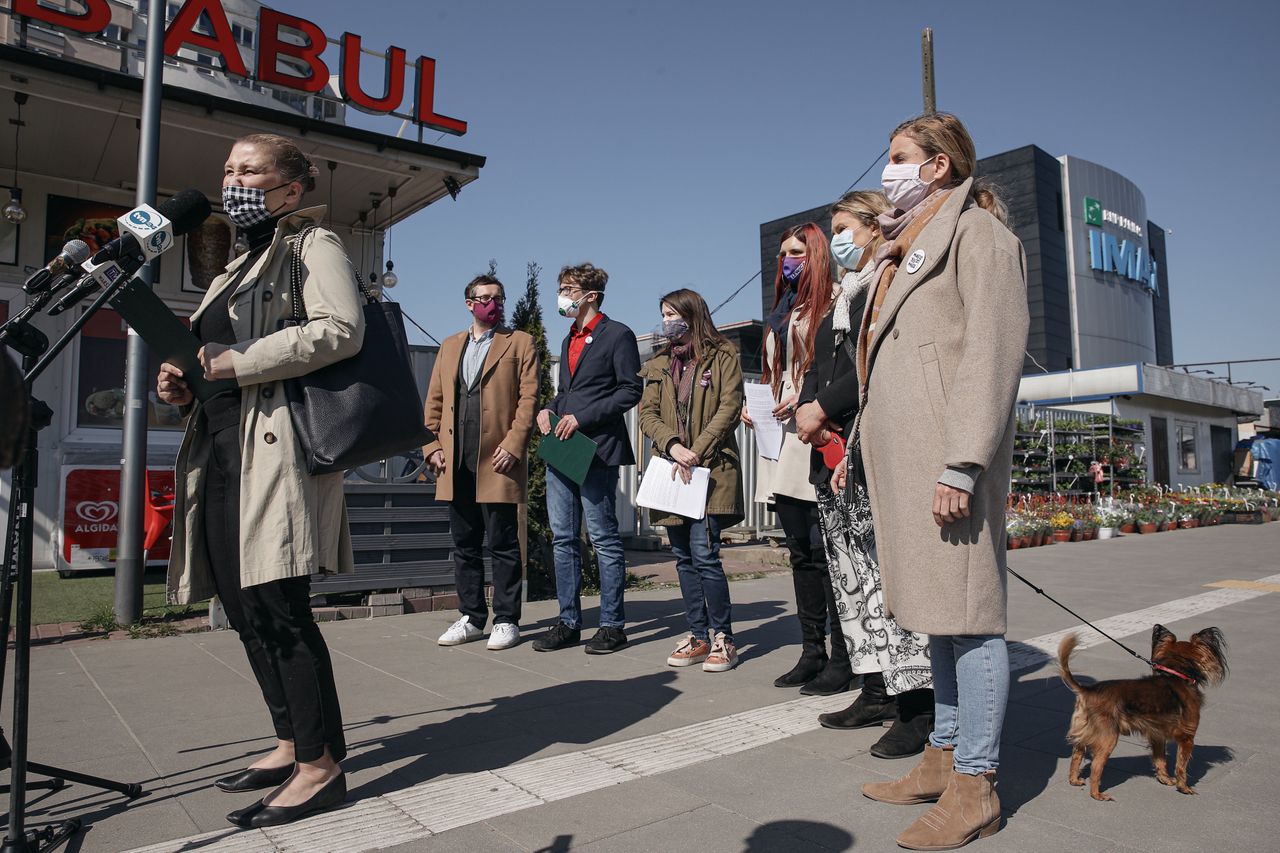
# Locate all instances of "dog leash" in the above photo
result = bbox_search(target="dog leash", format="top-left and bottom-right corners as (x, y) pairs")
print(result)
(1006, 566), (1197, 685)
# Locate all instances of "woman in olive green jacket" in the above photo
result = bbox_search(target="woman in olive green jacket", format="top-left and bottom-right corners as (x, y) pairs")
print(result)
(639, 289), (744, 672)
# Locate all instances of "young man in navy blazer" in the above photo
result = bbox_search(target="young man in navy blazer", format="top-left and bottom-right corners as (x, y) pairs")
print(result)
(532, 263), (643, 654)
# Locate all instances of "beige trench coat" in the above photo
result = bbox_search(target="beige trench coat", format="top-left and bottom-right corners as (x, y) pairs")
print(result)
(857, 179), (1029, 636)
(167, 206), (364, 605)
(422, 327), (540, 504)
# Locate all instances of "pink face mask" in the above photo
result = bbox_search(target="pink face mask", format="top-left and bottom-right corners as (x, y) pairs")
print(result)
(470, 298), (503, 326)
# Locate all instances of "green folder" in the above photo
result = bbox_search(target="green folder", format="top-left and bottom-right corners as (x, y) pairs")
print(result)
(108, 277), (238, 402)
(537, 413), (599, 485)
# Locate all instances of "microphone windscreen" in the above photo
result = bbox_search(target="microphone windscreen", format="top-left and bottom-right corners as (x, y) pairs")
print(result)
(63, 239), (92, 265)
(158, 189), (213, 236)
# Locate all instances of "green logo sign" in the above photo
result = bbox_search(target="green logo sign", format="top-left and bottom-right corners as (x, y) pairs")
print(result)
(1083, 196), (1103, 226)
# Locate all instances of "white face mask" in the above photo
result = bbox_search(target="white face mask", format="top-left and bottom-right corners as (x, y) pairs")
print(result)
(558, 292), (595, 318)
(830, 229), (869, 271)
(881, 155), (939, 212)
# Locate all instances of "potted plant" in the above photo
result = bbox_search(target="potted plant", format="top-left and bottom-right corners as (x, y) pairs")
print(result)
(1097, 509), (1124, 540)
(1050, 511), (1074, 543)
(1006, 518), (1022, 549)
(1136, 509), (1158, 534)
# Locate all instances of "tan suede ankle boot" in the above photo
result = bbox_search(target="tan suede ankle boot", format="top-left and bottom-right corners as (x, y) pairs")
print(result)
(861, 744), (954, 805)
(896, 770), (1001, 851)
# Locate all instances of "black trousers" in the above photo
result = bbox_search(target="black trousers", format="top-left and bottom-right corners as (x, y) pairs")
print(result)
(450, 461), (523, 626)
(204, 425), (346, 763)
(773, 494), (843, 654)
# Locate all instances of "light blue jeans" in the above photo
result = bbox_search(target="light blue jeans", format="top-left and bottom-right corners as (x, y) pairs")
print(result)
(928, 634), (1009, 775)
(546, 464), (627, 629)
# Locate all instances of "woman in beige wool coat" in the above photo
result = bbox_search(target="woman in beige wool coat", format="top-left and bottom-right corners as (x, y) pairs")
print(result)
(854, 114), (1029, 852)
(156, 133), (359, 829)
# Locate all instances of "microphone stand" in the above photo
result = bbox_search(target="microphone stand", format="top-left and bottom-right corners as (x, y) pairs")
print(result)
(0, 278), (144, 853)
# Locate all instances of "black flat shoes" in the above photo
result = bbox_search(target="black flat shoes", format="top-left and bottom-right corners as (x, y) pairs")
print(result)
(226, 772), (346, 828)
(215, 764), (294, 793)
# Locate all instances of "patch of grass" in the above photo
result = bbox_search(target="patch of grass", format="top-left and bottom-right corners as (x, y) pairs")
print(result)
(127, 622), (180, 640)
(32, 569), (207, 626)
(78, 602), (119, 633)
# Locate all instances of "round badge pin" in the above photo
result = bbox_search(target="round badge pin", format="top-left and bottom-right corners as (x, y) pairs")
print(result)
(585, 336), (593, 344)
(905, 249), (926, 274)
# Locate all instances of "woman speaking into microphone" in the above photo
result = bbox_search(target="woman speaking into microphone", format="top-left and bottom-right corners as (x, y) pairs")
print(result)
(155, 133), (362, 829)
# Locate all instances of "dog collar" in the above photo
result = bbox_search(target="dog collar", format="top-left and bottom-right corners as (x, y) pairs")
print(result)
(1152, 663), (1197, 685)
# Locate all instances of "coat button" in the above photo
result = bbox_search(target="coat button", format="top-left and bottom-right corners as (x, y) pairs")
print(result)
(262, 387), (274, 399)
(263, 291), (273, 302)
(264, 432), (277, 444)
(892, 329), (900, 340)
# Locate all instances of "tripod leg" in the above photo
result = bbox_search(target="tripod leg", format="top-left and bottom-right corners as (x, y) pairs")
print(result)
(25, 763), (141, 800)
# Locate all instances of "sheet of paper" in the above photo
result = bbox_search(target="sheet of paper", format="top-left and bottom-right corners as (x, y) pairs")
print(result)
(743, 381), (784, 460)
(636, 457), (710, 520)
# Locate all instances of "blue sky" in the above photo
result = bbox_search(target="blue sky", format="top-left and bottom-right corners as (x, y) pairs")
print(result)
(308, 0), (1280, 391)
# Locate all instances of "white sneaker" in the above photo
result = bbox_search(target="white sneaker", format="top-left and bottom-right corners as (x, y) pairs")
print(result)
(487, 623), (521, 650)
(437, 616), (484, 646)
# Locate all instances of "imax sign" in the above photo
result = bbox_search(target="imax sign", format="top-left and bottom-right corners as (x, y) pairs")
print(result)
(1083, 196), (1158, 295)
(1088, 230), (1159, 295)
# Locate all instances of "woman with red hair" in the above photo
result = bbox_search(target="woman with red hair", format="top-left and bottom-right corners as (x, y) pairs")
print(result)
(743, 223), (851, 695)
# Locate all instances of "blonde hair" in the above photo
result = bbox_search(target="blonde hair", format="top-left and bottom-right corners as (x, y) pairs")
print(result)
(829, 189), (892, 255)
(235, 133), (319, 193)
(890, 113), (1008, 225)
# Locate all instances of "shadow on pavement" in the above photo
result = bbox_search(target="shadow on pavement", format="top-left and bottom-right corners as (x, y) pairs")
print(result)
(743, 820), (853, 852)
(341, 670), (683, 798)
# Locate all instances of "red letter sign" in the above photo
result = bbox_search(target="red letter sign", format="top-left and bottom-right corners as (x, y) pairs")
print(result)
(256, 7), (329, 94)
(163, 0), (248, 78)
(13, 0), (111, 34)
(414, 56), (467, 135)
(339, 33), (406, 114)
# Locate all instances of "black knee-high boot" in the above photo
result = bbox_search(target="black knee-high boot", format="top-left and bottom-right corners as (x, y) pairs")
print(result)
(801, 574), (854, 696)
(774, 566), (829, 687)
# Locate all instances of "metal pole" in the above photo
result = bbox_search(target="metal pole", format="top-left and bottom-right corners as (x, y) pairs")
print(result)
(922, 28), (936, 115)
(114, 7), (166, 625)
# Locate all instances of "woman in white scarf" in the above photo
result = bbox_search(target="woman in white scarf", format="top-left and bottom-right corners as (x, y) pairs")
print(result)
(795, 190), (934, 759)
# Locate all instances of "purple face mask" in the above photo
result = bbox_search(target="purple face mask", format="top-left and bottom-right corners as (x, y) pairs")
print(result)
(781, 257), (806, 284)
(470, 299), (504, 326)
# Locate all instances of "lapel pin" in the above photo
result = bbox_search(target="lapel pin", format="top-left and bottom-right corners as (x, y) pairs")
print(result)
(905, 249), (926, 274)
(585, 336), (593, 344)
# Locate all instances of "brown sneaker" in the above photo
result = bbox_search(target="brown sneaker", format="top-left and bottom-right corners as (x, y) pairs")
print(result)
(667, 634), (710, 667)
(702, 632), (738, 672)
(896, 770), (1001, 850)
(862, 744), (954, 804)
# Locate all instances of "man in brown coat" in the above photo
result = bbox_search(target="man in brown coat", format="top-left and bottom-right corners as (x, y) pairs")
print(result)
(424, 274), (539, 650)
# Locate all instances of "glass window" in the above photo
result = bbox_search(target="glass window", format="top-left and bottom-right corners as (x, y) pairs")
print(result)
(75, 308), (185, 431)
(1177, 422), (1198, 473)
(232, 23), (254, 47)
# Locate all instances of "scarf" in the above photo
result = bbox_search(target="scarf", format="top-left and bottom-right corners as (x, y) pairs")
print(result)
(856, 187), (953, 388)
(670, 342), (697, 447)
(832, 259), (879, 333)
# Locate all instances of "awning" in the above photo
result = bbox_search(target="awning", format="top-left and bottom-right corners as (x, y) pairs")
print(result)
(0, 44), (485, 232)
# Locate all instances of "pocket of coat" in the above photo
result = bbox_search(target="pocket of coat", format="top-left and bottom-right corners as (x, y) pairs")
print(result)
(918, 342), (947, 430)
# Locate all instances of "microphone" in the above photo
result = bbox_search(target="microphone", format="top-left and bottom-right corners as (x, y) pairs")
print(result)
(23, 239), (91, 294)
(90, 188), (213, 265)
(47, 190), (211, 317)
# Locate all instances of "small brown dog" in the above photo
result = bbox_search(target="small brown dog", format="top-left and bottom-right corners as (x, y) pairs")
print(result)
(1058, 624), (1228, 801)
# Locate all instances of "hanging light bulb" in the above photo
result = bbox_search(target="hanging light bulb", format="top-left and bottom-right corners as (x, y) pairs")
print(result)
(382, 185), (399, 288)
(3, 188), (26, 225)
(5, 93), (29, 224)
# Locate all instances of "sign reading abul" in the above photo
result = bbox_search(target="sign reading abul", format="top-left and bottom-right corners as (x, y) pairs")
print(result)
(13, 0), (467, 135)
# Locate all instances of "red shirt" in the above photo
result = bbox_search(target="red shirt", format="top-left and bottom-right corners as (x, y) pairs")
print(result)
(568, 313), (604, 376)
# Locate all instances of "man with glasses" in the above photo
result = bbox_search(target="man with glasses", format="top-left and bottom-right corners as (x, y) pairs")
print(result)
(425, 274), (540, 650)
(532, 263), (642, 654)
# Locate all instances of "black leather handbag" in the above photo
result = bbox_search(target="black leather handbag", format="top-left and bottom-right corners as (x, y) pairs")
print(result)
(282, 226), (432, 475)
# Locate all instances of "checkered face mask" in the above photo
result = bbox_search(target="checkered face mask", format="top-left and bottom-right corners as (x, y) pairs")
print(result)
(221, 183), (289, 228)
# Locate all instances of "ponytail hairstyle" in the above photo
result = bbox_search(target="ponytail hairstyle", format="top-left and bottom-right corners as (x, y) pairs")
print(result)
(235, 133), (319, 193)
(889, 113), (1008, 225)
(762, 222), (834, 389)
(658, 288), (734, 366)
(829, 189), (893, 263)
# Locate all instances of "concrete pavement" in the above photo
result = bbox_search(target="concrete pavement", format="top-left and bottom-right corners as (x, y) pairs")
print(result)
(3, 522), (1279, 852)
